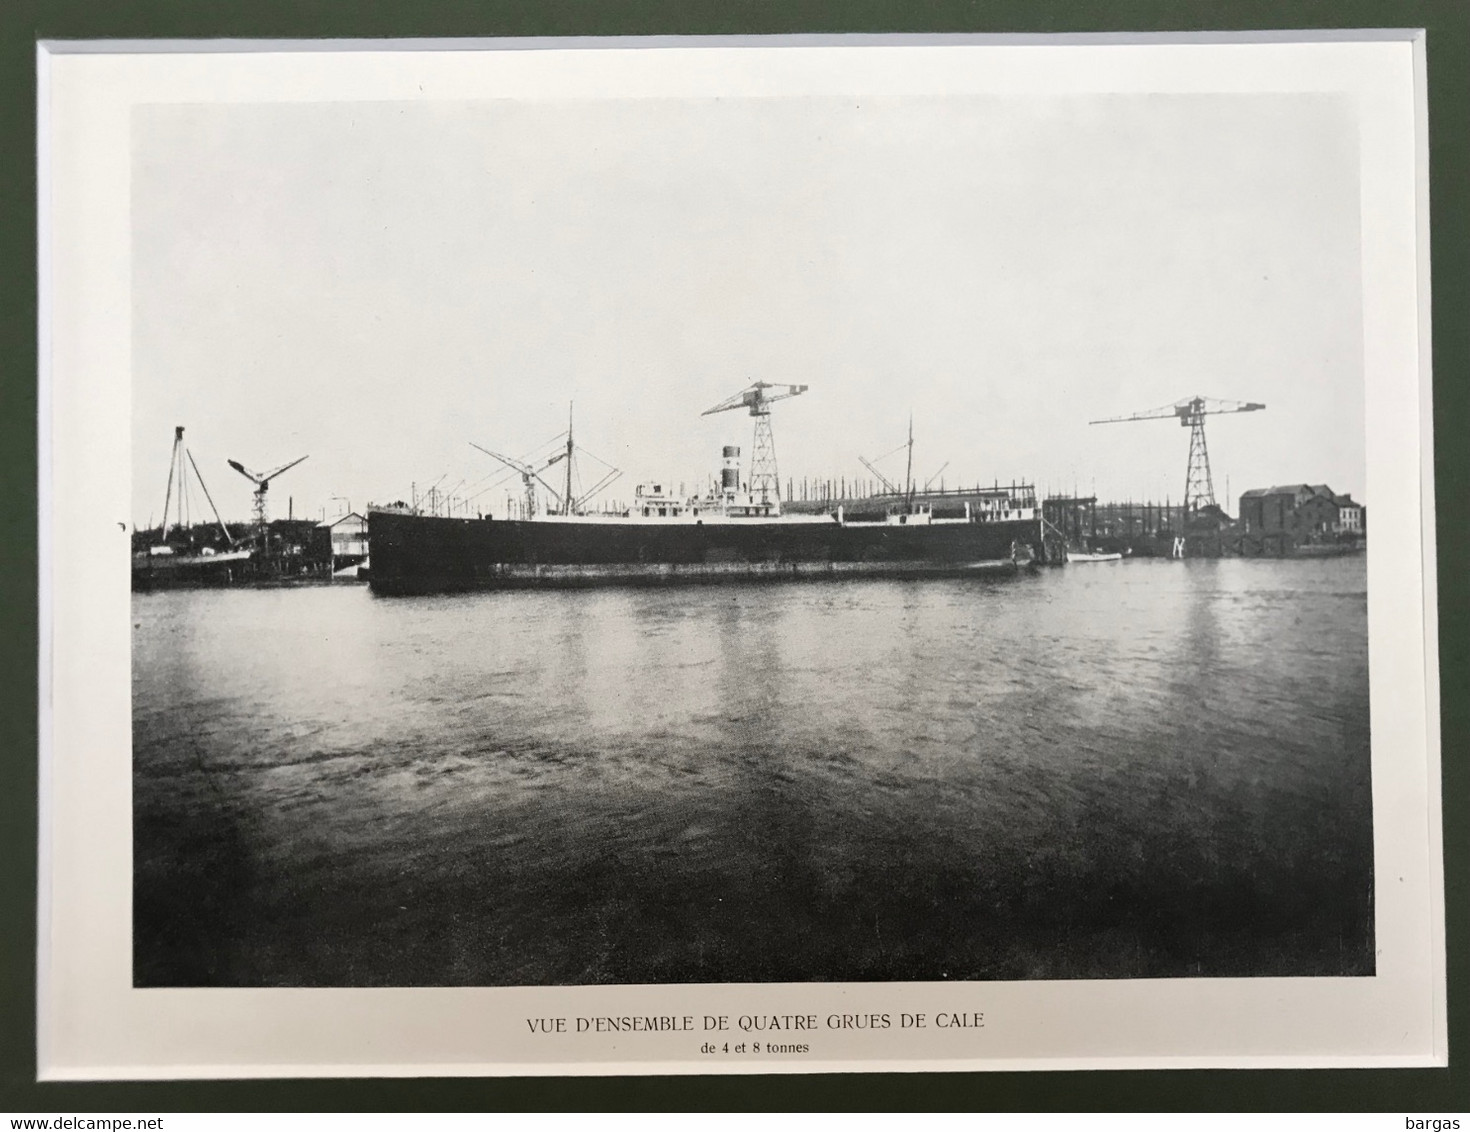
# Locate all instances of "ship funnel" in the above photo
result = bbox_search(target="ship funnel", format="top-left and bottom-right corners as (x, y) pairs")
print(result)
(721, 446), (741, 493)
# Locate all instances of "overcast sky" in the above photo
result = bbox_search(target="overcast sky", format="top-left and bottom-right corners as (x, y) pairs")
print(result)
(132, 93), (1365, 525)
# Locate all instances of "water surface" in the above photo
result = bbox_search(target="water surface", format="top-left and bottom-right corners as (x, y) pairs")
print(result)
(133, 557), (1373, 985)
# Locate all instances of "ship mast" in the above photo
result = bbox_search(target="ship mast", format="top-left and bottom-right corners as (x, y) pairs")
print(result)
(159, 426), (184, 542)
(904, 412), (915, 513)
(564, 403), (575, 516)
(470, 408), (622, 520)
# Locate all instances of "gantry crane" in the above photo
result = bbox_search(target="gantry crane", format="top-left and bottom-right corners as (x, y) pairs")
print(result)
(701, 381), (808, 505)
(1089, 395), (1265, 517)
(227, 452), (309, 542)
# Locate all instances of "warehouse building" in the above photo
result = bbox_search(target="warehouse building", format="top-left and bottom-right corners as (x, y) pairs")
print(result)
(1238, 484), (1365, 555)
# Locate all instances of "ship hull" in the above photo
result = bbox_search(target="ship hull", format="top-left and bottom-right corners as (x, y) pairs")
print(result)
(130, 550), (256, 592)
(368, 509), (1044, 594)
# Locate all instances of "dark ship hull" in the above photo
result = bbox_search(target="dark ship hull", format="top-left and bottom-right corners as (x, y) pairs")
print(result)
(368, 508), (1046, 595)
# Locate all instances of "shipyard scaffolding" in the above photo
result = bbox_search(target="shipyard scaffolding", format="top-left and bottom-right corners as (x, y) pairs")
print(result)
(1041, 495), (1098, 556)
(1041, 496), (1192, 558)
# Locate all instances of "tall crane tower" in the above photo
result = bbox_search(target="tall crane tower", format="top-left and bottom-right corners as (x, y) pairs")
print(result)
(1089, 395), (1265, 517)
(701, 381), (808, 505)
(227, 453), (309, 542)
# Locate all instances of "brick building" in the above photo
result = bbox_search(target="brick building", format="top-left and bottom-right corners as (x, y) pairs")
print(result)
(1238, 484), (1364, 555)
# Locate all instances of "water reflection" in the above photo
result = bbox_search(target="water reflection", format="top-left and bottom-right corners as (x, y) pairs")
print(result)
(133, 558), (1372, 986)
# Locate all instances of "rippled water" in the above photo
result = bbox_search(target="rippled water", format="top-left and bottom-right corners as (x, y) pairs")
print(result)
(133, 557), (1372, 986)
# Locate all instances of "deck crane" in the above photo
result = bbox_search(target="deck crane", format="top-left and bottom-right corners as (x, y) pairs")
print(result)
(923, 462), (950, 492)
(857, 455), (900, 496)
(859, 414), (939, 510)
(470, 441), (568, 519)
(1089, 395), (1265, 518)
(701, 381), (808, 505)
(227, 453), (309, 543)
(469, 406), (623, 519)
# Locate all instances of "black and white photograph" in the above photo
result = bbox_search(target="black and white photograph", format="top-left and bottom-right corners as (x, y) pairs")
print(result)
(129, 81), (1375, 990)
(37, 34), (1444, 1076)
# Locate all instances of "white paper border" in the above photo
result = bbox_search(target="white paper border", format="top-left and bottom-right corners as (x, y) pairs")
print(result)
(36, 32), (1446, 1079)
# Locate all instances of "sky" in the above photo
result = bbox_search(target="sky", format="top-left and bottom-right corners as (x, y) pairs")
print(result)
(131, 93), (1365, 526)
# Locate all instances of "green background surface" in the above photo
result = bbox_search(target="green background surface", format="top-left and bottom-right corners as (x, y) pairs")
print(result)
(2, 0), (1464, 1113)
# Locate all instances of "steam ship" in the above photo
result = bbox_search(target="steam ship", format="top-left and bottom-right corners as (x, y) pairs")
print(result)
(368, 443), (1047, 595)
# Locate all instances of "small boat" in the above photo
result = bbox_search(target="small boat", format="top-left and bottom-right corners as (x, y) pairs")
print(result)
(1066, 550), (1124, 563)
(133, 426), (257, 591)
